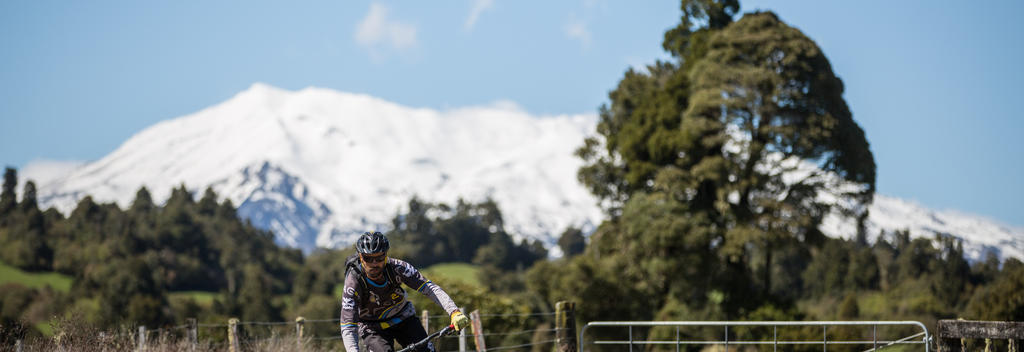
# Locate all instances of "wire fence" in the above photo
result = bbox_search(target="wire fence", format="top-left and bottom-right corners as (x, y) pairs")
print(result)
(427, 312), (555, 320)
(27, 310), (568, 352)
(6, 311), (965, 352)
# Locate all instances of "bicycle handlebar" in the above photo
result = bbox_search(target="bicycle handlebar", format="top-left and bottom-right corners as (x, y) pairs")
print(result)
(397, 325), (455, 352)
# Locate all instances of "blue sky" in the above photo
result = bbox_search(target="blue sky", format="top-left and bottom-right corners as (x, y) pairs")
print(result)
(1, 0), (1022, 226)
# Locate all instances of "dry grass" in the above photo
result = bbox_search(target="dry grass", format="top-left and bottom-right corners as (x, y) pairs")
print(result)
(3, 316), (343, 352)
(9, 336), (342, 352)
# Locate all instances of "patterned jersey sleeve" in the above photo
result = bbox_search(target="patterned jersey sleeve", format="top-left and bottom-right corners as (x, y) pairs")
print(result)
(391, 259), (459, 315)
(339, 271), (360, 352)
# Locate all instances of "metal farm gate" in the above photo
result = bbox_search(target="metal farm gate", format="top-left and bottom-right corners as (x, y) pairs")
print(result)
(579, 321), (931, 352)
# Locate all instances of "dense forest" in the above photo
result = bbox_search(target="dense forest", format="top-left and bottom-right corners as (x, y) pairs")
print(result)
(0, 167), (549, 348)
(2, 0), (1024, 350)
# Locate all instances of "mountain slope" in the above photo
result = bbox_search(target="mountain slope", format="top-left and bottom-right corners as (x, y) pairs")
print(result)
(35, 83), (603, 252)
(29, 83), (1024, 261)
(824, 194), (1024, 261)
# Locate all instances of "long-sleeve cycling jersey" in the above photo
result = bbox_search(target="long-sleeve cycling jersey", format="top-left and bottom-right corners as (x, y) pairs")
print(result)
(340, 258), (459, 352)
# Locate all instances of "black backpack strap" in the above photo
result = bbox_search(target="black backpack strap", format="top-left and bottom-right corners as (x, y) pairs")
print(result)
(345, 253), (368, 291)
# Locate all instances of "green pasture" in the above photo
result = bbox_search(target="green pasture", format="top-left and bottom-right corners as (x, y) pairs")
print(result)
(0, 260), (72, 292)
(168, 290), (218, 307)
(422, 262), (481, 288)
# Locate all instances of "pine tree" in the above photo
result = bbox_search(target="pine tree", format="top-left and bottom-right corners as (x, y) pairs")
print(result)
(21, 181), (37, 212)
(166, 184), (194, 209)
(217, 199), (238, 220)
(0, 167), (16, 216)
(557, 227), (586, 257)
(197, 187), (219, 216)
(130, 186), (155, 213)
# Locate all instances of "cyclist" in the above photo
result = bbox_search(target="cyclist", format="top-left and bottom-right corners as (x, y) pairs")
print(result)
(340, 231), (470, 352)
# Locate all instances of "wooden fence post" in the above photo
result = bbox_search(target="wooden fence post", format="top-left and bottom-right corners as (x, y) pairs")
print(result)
(469, 310), (485, 352)
(556, 301), (577, 352)
(187, 318), (197, 352)
(459, 307), (467, 352)
(228, 318), (240, 352)
(53, 331), (64, 352)
(295, 316), (305, 350)
(137, 326), (146, 352)
(422, 310), (430, 333)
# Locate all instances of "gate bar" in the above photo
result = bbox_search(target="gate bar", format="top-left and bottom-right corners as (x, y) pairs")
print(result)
(580, 321), (930, 352)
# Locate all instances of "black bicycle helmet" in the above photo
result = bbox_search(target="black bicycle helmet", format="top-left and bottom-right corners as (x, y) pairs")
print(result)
(355, 231), (390, 254)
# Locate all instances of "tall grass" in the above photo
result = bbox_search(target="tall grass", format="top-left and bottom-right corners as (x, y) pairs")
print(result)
(2, 315), (344, 352)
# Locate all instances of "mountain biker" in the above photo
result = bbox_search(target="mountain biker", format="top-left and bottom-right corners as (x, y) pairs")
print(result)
(340, 231), (471, 352)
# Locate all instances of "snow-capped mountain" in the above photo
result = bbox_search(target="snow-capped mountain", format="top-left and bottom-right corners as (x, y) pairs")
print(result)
(27, 83), (1024, 261)
(33, 83), (603, 252)
(823, 195), (1024, 262)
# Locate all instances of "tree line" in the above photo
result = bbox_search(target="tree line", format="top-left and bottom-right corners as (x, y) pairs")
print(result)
(3, 1), (1023, 350)
(0, 167), (551, 348)
(0, 167), (300, 331)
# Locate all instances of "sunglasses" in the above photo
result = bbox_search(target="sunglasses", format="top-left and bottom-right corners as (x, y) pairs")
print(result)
(361, 254), (386, 264)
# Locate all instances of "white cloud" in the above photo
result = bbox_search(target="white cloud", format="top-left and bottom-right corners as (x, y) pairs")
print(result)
(465, 0), (494, 31)
(355, 2), (417, 55)
(564, 15), (592, 48)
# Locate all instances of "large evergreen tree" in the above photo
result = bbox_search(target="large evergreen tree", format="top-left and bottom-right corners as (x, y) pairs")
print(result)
(576, 3), (875, 303)
(687, 11), (875, 295)
(553, 1), (883, 325)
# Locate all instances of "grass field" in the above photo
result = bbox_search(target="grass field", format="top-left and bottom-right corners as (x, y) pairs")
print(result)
(422, 262), (481, 288)
(0, 260), (480, 298)
(0, 260), (72, 292)
(168, 290), (219, 307)
(0, 260), (221, 307)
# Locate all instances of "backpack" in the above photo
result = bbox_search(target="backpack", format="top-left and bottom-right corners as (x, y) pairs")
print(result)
(344, 253), (399, 291)
(344, 253), (364, 279)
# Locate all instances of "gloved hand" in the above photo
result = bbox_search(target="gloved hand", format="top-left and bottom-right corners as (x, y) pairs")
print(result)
(450, 310), (470, 331)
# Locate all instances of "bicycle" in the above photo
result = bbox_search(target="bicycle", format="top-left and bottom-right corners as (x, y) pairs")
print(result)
(396, 324), (455, 352)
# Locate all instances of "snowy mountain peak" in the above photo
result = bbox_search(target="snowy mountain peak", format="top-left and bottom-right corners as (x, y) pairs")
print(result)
(29, 84), (1024, 261)
(236, 82), (291, 106)
(36, 84), (603, 253)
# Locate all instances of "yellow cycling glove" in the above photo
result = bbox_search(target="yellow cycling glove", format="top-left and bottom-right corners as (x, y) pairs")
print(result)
(450, 310), (470, 331)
